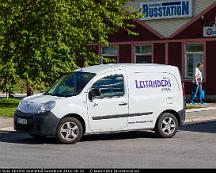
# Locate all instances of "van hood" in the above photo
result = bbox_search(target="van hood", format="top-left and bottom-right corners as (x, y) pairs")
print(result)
(18, 93), (64, 114)
(24, 93), (62, 103)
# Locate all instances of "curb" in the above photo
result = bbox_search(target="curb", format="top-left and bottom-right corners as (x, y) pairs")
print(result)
(0, 127), (15, 132)
(186, 107), (216, 113)
(184, 116), (216, 125)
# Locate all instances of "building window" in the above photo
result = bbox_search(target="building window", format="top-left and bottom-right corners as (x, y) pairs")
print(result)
(185, 43), (205, 79)
(101, 46), (118, 64)
(135, 45), (152, 63)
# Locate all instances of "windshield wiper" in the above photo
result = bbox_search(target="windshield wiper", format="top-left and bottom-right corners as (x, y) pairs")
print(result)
(52, 93), (76, 97)
(44, 92), (51, 95)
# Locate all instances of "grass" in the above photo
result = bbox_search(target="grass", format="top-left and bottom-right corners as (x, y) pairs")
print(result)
(0, 98), (20, 117)
(186, 104), (203, 110)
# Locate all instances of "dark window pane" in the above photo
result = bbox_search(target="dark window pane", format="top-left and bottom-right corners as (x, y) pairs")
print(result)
(186, 54), (204, 79)
(185, 43), (204, 79)
(186, 44), (204, 52)
(102, 47), (118, 55)
(135, 45), (152, 54)
(136, 55), (152, 63)
(135, 46), (141, 54)
(92, 74), (124, 98)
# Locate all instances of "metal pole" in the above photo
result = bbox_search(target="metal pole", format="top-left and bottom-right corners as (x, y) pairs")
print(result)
(214, 16), (216, 27)
(99, 58), (103, 64)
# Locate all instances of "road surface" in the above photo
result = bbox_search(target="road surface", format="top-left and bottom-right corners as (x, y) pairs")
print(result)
(0, 121), (215, 168)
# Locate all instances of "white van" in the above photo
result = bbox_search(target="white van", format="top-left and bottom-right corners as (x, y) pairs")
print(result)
(14, 64), (185, 144)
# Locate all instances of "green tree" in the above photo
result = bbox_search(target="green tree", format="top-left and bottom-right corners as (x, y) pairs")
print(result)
(0, 62), (18, 98)
(0, 0), (140, 96)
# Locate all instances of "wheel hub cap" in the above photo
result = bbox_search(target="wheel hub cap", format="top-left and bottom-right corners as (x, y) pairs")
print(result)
(161, 117), (176, 135)
(60, 122), (79, 141)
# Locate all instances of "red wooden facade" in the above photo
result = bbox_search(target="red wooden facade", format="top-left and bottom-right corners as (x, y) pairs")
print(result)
(96, 3), (216, 96)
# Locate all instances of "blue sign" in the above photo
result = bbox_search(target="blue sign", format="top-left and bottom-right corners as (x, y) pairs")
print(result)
(203, 27), (216, 37)
(140, 0), (192, 20)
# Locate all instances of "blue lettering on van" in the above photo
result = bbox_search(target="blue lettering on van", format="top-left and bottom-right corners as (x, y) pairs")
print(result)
(135, 78), (172, 89)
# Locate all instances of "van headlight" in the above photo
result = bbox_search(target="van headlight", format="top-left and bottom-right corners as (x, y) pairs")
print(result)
(38, 101), (56, 114)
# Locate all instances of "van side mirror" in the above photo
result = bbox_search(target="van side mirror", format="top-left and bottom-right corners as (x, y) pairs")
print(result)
(89, 88), (101, 100)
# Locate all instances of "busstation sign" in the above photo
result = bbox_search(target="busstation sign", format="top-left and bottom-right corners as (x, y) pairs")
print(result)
(140, 0), (193, 20)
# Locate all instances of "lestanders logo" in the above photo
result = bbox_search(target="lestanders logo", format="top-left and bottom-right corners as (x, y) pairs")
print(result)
(135, 77), (172, 89)
(140, 0), (192, 20)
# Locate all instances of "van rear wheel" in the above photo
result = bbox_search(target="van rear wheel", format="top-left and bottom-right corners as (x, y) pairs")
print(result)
(56, 117), (83, 144)
(155, 113), (178, 138)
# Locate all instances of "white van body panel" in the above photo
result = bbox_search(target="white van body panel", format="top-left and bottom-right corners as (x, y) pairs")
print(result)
(52, 94), (89, 122)
(127, 71), (182, 130)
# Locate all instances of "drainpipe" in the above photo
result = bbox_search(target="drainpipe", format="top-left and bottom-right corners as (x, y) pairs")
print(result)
(214, 16), (216, 27)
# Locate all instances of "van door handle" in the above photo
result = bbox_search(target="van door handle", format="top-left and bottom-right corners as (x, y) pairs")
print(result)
(93, 103), (98, 107)
(119, 102), (128, 106)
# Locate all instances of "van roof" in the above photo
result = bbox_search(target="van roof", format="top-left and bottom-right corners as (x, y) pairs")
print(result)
(76, 63), (177, 74)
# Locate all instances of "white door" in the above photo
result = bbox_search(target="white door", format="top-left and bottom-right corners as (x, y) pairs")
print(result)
(87, 71), (128, 131)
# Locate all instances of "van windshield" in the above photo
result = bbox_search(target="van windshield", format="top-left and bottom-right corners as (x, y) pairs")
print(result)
(45, 72), (96, 97)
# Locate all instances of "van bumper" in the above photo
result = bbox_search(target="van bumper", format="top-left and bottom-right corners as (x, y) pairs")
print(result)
(178, 109), (186, 126)
(14, 110), (60, 137)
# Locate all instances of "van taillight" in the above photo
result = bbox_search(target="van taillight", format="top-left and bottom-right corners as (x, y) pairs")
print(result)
(181, 81), (185, 96)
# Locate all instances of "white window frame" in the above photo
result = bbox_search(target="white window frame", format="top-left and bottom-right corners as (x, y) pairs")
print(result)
(184, 43), (205, 79)
(134, 45), (153, 63)
(100, 46), (119, 63)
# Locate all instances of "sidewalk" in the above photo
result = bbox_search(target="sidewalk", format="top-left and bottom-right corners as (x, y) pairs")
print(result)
(185, 103), (216, 124)
(0, 117), (14, 131)
(0, 93), (26, 99)
(185, 109), (216, 124)
(1, 104), (216, 131)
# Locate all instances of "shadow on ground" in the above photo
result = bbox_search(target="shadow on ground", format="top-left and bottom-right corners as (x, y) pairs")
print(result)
(0, 121), (215, 145)
(180, 120), (216, 133)
(0, 130), (157, 145)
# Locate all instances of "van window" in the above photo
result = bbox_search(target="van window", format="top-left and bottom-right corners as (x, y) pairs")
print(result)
(46, 72), (96, 97)
(92, 74), (124, 98)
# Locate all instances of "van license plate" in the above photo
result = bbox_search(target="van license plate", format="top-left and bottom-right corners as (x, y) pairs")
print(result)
(17, 118), (27, 125)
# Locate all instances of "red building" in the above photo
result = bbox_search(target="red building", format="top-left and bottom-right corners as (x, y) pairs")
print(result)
(96, 0), (216, 99)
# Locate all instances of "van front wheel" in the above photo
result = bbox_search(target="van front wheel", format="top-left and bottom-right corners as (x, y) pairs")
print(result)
(56, 117), (83, 144)
(155, 113), (178, 138)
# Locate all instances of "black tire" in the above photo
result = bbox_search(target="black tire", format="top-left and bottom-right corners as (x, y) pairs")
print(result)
(30, 134), (46, 140)
(155, 113), (178, 138)
(56, 117), (83, 144)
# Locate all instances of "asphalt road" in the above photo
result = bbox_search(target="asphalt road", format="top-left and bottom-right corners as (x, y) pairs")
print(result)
(0, 121), (216, 169)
